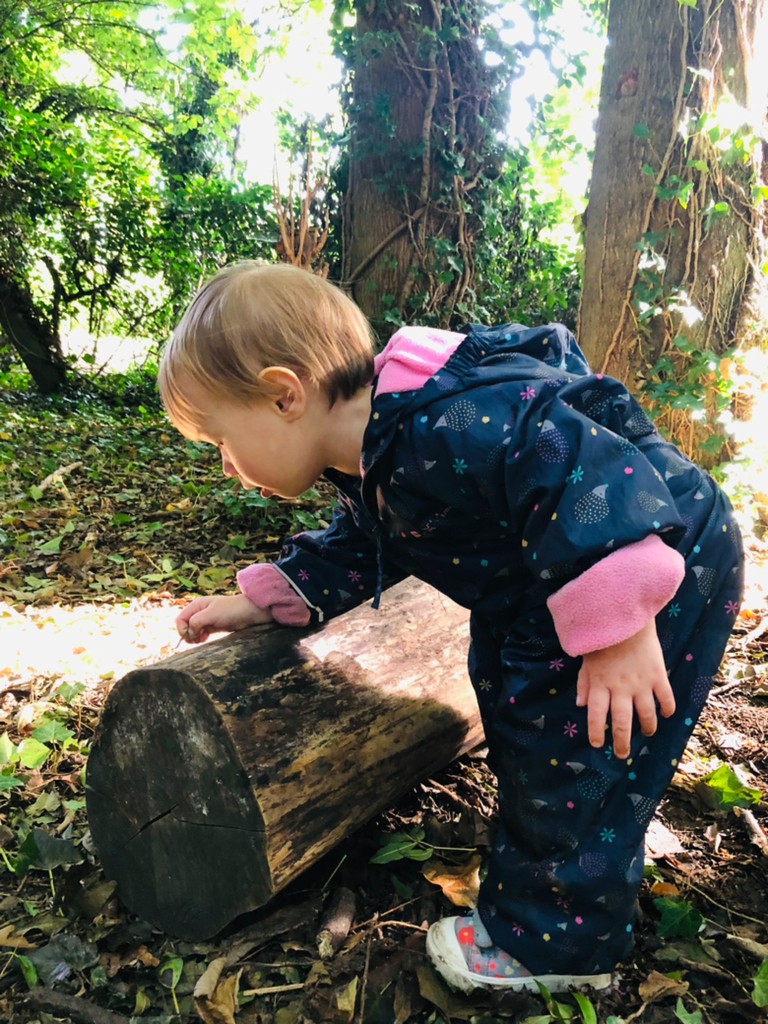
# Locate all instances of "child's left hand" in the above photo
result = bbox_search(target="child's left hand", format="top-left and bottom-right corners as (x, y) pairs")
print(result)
(576, 619), (675, 759)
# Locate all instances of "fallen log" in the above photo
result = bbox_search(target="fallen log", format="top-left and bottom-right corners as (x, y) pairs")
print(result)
(86, 579), (481, 941)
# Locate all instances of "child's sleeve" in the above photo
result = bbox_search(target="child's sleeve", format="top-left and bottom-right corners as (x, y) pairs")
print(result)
(236, 500), (406, 625)
(545, 534), (685, 655)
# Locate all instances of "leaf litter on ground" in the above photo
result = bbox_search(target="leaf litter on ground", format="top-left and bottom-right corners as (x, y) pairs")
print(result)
(3, 380), (768, 1023)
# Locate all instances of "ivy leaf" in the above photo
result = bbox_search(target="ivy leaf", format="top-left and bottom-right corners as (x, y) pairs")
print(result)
(29, 934), (98, 987)
(752, 959), (768, 1007)
(370, 829), (433, 864)
(674, 997), (703, 1023)
(0, 772), (24, 792)
(655, 897), (704, 939)
(32, 718), (74, 745)
(196, 566), (234, 593)
(17, 738), (50, 770)
(0, 732), (16, 766)
(18, 828), (84, 872)
(696, 764), (762, 810)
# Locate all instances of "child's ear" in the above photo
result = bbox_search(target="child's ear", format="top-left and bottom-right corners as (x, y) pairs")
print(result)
(258, 367), (306, 420)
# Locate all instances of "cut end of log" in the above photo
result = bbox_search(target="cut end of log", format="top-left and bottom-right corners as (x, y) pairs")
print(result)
(86, 669), (271, 940)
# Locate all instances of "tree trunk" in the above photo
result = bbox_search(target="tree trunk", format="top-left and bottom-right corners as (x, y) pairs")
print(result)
(0, 274), (68, 394)
(86, 579), (480, 941)
(578, 0), (768, 456)
(341, 0), (505, 336)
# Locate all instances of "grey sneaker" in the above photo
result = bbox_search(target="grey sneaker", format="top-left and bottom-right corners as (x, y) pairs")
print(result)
(426, 914), (613, 994)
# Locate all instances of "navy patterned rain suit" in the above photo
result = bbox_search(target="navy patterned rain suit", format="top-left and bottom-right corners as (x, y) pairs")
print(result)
(269, 322), (744, 975)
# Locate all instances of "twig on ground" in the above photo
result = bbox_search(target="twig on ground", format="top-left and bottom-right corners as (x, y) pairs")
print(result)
(356, 912), (377, 1024)
(423, 777), (466, 803)
(317, 886), (357, 958)
(732, 805), (768, 857)
(38, 461), (83, 496)
(240, 982), (305, 996)
(25, 990), (130, 1024)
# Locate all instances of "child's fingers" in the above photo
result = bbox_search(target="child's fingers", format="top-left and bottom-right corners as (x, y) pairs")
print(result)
(655, 677), (676, 718)
(186, 610), (215, 643)
(587, 688), (610, 749)
(575, 667), (589, 707)
(634, 691), (658, 738)
(608, 696), (633, 759)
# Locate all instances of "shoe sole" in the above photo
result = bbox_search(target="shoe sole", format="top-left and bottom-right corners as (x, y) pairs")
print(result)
(426, 923), (613, 994)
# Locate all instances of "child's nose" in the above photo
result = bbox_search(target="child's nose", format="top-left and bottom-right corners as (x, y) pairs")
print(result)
(221, 453), (237, 477)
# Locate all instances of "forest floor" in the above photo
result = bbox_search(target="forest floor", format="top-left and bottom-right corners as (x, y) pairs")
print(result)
(2, 378), (768, 1024)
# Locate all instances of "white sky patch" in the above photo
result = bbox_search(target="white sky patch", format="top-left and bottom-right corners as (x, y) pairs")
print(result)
(239, 13), (343, 184)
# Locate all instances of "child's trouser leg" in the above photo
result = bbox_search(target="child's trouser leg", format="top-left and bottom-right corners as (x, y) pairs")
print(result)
(468, 552), (742, 976)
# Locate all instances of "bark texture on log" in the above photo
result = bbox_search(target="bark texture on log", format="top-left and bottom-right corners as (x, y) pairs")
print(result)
(86, 579), (480, 940)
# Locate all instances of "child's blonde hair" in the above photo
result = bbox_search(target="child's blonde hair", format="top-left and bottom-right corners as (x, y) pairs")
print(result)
(158, 261), (375, 430)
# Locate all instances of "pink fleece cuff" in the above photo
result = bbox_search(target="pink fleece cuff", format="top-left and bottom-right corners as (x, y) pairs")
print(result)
(374, 326), (465, 394)
(546, 535), (685, 656)
(236, 563), (311, 627)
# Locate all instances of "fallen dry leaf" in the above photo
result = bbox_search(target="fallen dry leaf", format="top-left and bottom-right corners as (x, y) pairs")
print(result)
(638, 969), (689, 1002)
(0, 924), (36, 950)
(422, 853), (481, 908)
(645, 818), (686, 860)
(649, 880), (680, 898)
(334, 976), (358, 1023)
(194, 956), (243, 1024)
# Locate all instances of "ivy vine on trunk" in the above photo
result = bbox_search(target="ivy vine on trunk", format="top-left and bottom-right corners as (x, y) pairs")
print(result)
(579, 0), (768, 463)
(333, 0), (514, 338)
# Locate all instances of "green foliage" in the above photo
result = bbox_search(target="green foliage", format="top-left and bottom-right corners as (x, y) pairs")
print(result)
(752, 960), (768, 1008)
(535, 981), (600, 1023)
(330, 0), (600, 334)
(674, 998), (703, 1023)
(370, 828), (436, 864)
(0, 685), (88, 804)
(0, 373), (335, 605)
(471, 155), (582, 329)
(697, 763), (763, 810)
(0, 0), (287, 382)
(653, 897), (704, 939)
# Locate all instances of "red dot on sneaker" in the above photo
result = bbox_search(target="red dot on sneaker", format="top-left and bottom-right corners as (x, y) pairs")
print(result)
(459, 927), (474, 944)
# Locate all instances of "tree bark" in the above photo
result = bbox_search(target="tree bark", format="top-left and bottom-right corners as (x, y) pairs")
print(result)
(86, 579), (480, 941)
(579, 0), (768, 443)
(341, 0), (504, 335)
(0, 274), (68, 393)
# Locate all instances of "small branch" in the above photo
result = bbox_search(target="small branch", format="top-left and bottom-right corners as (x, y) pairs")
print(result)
(39, 461), (83, 495)
(356, 913), (377, 1024)
(240, 982), (305, 996)
(342, 208), (426, 287)
(316, 886), (357, 958)
(732, 805), (768, 857)
(26, 990), (130, 1024)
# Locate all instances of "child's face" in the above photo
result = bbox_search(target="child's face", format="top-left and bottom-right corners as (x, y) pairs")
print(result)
(181, 384), (326, 500)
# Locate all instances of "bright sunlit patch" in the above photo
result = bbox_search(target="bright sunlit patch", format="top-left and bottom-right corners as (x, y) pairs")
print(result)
(2, 596), (198, 694)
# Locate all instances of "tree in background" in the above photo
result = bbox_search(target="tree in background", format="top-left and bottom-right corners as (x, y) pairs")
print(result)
(331, 0), (603, 340)
(332, 0), (513, 336)
(579, 0), (768, 460)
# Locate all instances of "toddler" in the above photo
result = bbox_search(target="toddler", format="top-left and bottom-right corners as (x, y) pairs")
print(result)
(158, 262), (743, 994)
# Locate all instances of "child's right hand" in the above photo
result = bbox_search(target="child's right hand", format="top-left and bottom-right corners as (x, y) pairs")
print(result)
(176, 593), (273, 644)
